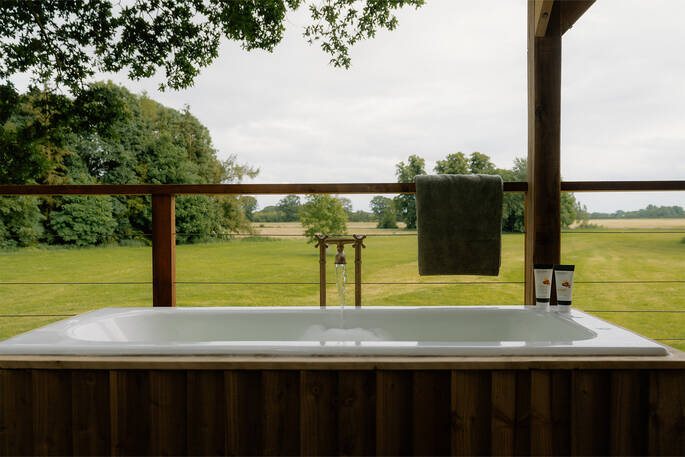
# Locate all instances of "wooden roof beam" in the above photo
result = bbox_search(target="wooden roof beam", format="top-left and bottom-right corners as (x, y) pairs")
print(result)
(560, 0), (596, 35)
(534, 0), (555, 37)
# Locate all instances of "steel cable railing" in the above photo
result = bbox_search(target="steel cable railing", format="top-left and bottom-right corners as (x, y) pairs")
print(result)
(1, 183), (683, 347)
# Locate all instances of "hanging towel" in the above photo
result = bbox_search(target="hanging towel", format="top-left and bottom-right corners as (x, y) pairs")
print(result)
(416, 174), (503, 276)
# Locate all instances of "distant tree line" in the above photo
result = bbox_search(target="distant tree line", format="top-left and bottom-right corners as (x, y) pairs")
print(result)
(588, 205), (685, 219)
(250, 152), (581, 234)
(0, 82), (256, 248)
(251, 195), (373, 223)
(372, 152), (578, 232)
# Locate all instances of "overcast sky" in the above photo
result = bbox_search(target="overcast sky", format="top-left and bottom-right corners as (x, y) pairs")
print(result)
(18, 0), (685, 213)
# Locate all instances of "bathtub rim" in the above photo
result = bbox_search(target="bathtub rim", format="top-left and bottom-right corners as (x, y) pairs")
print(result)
(0, 305), (674, 359)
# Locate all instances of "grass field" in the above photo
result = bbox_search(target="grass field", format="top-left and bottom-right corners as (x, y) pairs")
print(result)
(1, 221), (683, 350)
(571, 218), (685, 229)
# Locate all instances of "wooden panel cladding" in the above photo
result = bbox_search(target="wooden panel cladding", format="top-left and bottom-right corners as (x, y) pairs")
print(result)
(1, 181), (685, 196)
(1, 368), (684, 456)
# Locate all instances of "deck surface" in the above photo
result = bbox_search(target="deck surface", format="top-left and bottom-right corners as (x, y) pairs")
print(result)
(1, 348), (684, 370)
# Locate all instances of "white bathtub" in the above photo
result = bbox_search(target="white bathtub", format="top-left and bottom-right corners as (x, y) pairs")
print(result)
(0, 306), (668, 356)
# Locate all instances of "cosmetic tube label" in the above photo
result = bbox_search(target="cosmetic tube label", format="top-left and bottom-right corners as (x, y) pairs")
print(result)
(554, 265), (575, 308)
(534, 264), (554, 306)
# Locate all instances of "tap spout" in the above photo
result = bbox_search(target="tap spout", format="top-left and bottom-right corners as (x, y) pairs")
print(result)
(334, 242), (346, 265)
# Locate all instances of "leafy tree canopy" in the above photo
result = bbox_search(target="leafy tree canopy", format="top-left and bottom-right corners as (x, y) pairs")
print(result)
(277, 195), (301, 222)
(369, 195), (397, 228)
(299, 194), (347, 242)
(0, 0), (424, 93)
(395, 153), (580, 233)
(434, 152), (469, 174)
(393, 154), (425, 229)
(0, 81), (257, 247)
(239, 196), (259, 221)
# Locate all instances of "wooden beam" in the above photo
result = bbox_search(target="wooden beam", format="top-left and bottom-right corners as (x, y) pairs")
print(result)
(3, 181), (685, 196)
(152, 195), (176, 307)
(560, 0), (596, 35)
(525, 0), (562, 305)
(534, 0), (555, 37)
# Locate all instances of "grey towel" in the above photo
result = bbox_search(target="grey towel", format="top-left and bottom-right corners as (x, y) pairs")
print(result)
(416, 174), (503, 276)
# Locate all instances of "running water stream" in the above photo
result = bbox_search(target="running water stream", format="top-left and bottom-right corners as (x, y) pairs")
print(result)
(335, 263), (346, 328)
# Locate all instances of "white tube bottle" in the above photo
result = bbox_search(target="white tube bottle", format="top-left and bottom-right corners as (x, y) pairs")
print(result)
(533, 264), (554, 311)
(554, 265), (575, 312)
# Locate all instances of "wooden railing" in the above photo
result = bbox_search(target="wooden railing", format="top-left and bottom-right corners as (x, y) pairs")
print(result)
(1, 180), (683, 307)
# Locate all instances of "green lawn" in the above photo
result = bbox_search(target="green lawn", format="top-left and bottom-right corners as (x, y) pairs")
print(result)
(1, 230), (683, 351)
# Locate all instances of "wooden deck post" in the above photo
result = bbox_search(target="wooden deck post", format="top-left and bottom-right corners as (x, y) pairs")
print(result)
(525, 0), (562, 305)
(152, 194), (176, 307)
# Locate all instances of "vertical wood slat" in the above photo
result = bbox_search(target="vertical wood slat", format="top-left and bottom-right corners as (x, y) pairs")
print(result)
(530, 370), (571, 456)
(71, 371), (110, 456)
(451, 370), (492, 456)
(491, 371), (516, 456)
(514, 370), (531, 456)
(611, 370), (648, 456)
(338, 371), (376, 456)
(412, 371), (451, 456)
(32, 370), (73, 456)
(525, 0), (563, 305)
(550, 371), (571, 455)
(648, 370), (685, 456)
(0, 369), (33, 456)
(187, 371), (226, 456)
(149, 371), (187, 456)
(262, 371), (300, 456)
(152, 194), (175, 307)
(300, 371), (338, 456)
(3, 367), (684, 457)
(225, 371), (263, 456)
(376, 371), (413, 456)
(571, 370), (610, 456)
(110, 371), (151, 456)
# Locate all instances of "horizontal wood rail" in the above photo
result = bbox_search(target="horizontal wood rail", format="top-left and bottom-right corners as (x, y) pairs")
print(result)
(0, 180), (684, 195)
(0, 182), (453, 194)
(561, 180), (685, 192)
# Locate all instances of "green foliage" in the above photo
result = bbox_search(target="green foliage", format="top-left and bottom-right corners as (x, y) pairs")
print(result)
(348, 210), (375, 222)
(239, 196), (258, 221)
(377, 208), (398, 229)
(252, 206), (287, 223)
(430, 154), (579, 232)
(561, 193), (578, 228)
(393, 154), (425, 229)
(48, 196), (117, 246)
(339, 197), (353, 217)
(299, 194), (348, 242)
(277, 195), (302, 222)
(0, 82), (257, 247)
(1, 0), (423, 93)
(498, 157), (526, 233)
(590, 205), (685, 219)
(370, 195), (397, 228)
(434, 152), (469, 174)
(0, 197), (43, 248)
(468, 152), (497, 174)
(175, 196), (224, 243)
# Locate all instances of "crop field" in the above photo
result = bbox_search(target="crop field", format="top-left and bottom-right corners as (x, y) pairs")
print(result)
(0, 221), (683, 351)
